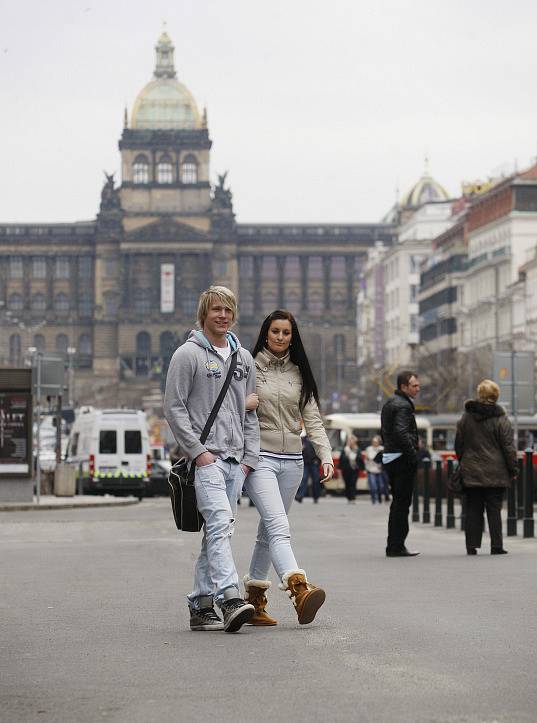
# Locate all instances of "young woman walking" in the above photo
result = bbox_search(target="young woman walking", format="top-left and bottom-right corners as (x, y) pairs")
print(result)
(243, 310), (334, 626)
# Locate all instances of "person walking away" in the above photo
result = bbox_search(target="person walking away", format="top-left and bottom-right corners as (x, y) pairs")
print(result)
(381, 371), (421, 557)
(164, 286), (260, 632)
(296, 435), (322, 503)
(243, 310), (334, 626)
(339, 435), (361, 503)
(455, 379), (517, 555)
(365, 435), (384, 504)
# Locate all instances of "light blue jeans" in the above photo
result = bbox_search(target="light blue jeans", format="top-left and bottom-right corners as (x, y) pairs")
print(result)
(187, 458), (246, 607)
(244, 455), (303, 581)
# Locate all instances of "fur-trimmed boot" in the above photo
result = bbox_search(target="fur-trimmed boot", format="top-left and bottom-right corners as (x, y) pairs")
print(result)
(280, 570), (325, 625)
(243, 575), (278, 626)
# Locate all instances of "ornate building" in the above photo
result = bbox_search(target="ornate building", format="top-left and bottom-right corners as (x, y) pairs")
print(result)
(0, 32), (395, 411)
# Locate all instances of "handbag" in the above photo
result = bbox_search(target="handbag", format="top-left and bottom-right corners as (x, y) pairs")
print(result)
(168, 353), (238, 532)
(447, 462), (464, 494)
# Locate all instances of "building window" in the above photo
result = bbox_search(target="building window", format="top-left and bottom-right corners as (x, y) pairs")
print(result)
(31, 293), (46, 311)
(134, 288), (152, 315)
(54, 293), (69, 313)
(181, 154), (198, 184)
(34, 334), (46, 353)
(9, 257), (23, 279)
(331, 257), (346, 280)
(135, 331), (151, 377)
(55, 257), (70, 279)
(181, 288), (198, 317)
(104, 258), (118, 278)
(78, 333), (92, 355)
(157, 155), (173, 184)
(133, 155), (149, 184)
(9, 334), (21, 363)
(308, 257), (323, 280)
(78, 256), (93, 279)
(104, 291), (119, 317)
(78, 294), (93, 318)
(8, 293), (23, 311)
(32, 257), (47, 278)
(56, 334), (69, 353)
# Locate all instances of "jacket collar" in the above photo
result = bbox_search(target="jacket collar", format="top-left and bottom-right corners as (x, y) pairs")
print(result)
(394, 389), (415, 410)
(256, 347), (291, 369)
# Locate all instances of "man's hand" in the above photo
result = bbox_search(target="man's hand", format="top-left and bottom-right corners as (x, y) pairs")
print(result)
(320, 463), (334, 484)
(240, 464), (252, 476)
(195, 452), (216, 467)
(245, 393), (259, 411)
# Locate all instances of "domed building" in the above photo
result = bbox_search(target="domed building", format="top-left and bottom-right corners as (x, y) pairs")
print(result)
(0, 31), (396, 412)
(382, 168), (450, 226)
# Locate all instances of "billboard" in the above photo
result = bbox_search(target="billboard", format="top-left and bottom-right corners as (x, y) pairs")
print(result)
(0, 392), (32, 477)
(160, 263), (175, 313)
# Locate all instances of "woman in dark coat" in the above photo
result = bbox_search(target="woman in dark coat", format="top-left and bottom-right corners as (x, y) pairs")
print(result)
(455, 379), (518, 555)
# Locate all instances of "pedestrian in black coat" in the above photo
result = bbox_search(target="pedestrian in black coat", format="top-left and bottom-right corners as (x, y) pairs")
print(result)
(380, 370), (421, 557)
(455, 379), (518, 555)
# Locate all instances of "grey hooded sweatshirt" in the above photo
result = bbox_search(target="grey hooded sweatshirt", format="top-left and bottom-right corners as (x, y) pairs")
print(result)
(164, 330), (260, 469)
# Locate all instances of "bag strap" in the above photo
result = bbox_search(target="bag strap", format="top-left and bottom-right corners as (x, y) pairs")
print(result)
(199, 352), (238, 445)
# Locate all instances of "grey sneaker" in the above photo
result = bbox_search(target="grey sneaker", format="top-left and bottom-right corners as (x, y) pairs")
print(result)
(220, 598), (255, 633)
(189, 596), (224, 631)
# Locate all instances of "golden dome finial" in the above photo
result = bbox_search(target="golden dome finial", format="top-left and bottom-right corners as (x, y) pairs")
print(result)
(202, 106), (208, 128)
(123, 105), (128, 129)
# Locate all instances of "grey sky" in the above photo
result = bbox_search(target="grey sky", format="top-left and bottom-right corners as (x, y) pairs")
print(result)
(2, 0), (537, 224)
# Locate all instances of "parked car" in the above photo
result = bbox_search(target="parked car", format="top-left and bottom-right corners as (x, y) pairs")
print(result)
(65, 408), (151, 499)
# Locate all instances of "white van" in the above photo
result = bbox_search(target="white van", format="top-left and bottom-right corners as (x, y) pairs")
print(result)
(66, 408), (151, 498)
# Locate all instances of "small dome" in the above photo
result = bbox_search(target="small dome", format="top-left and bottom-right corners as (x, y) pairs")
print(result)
(130, 31), (201, 130)
(401, 174), (449, 209)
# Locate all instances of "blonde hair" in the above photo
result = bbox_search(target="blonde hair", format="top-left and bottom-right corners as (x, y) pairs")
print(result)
(196, 286), (237, 327)
(477, 379), (500, 404)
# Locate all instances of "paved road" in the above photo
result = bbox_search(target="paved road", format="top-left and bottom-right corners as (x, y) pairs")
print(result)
(1, 496), (536, 723)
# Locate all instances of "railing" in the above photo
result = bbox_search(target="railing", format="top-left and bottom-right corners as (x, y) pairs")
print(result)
(412, 454), (535, 538)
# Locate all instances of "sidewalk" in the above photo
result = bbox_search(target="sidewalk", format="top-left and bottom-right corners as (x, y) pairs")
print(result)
(0, 494), (140, 512)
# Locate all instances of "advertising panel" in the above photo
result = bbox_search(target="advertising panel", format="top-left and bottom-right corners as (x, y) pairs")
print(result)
(160, 263), (175, 313)
(0, 392), (32, 476)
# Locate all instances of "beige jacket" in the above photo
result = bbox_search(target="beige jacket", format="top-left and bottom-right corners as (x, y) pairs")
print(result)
(255, 349), (333, 464)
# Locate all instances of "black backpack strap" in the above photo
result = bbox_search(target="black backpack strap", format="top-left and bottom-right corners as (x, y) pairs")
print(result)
(199, 352), (238, 445)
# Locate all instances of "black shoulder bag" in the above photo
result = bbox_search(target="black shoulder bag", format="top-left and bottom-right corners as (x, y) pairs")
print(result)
(168, 353), (238, 532)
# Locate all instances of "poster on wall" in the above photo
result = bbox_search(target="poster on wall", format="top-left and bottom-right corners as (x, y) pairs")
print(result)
(160, 263), (175, 313)
(0, 392), (32, 476)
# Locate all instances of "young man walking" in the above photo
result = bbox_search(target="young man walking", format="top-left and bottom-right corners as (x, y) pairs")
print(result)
(380, 371), (421, 557)
(164, 286), (260, 632)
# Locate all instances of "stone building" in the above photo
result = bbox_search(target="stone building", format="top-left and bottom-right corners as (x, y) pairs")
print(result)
(0, 32), (395, 411)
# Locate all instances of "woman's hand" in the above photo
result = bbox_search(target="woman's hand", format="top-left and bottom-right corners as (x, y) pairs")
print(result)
(245, 393), (259, 411)
(320, 463), (334, 484)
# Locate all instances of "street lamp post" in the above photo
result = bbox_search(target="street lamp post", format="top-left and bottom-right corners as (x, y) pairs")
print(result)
(28, 347), (42, 504)
(67, 347), (76, 407)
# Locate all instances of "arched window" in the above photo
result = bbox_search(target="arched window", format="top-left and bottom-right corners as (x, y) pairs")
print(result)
(78, 333), (92, 355)
(157, 154), (173, 184)
(34, 334), (46, 353)
(31, 293), (46, 312)
(134, 288), (152, 315)
(181, 154), (198, 184)
(133, 154), (149, 184)
(8, 293), (23, 311)
(9, 334), (21, 363)
(135, 331), (151, 377)
(54, 293), (69, 313)
(160, 331), (176, 359)
(78, 294), (92, 318)
(56, 334), (69, 354)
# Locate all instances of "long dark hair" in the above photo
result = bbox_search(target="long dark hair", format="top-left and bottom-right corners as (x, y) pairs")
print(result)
(251, 309), (320, 411)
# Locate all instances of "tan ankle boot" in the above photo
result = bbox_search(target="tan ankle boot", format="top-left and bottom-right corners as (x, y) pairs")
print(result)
(243, 576), (277, 626)
(280, 570), (325, 625)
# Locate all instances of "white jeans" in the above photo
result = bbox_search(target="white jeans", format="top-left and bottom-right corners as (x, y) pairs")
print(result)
(244, 455), (303, 581)
(188, 458), (246, 606)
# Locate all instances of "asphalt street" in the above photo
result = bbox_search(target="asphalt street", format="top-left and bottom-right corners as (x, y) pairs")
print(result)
(1, 495), (537, 723)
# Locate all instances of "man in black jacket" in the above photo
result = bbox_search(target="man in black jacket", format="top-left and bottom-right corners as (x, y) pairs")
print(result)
(381, 371), (420, 557)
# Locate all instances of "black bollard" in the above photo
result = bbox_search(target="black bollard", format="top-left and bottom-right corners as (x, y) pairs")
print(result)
(523, 450), (535, 538)
(517, 456), (524, 520)
(412, 474), (420, 522)
(446, 458), (455, 529)
(460, 491), (466, 532)
(422, 459), (431, 523)
(434, 460), (443, 526)
(507, 466), (517, 536)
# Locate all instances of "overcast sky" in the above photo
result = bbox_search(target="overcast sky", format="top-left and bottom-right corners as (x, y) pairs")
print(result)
(2, 0), (537, 224)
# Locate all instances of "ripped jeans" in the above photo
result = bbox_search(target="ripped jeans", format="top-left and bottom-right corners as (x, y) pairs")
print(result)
(188, 458), (246, 606)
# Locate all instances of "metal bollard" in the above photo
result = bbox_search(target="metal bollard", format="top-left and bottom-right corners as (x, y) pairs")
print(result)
(460, 492), (466, 531)
(523, 451), (535, 538)
(517, 457), (524, 520)
(412, 474), (420, 522)
(434, 460), (443, 526)
(506, 467), (517, 536)
(446, 459), (456, 529)
(422, 459), (431, 523)
(77, 462), (84, 496)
